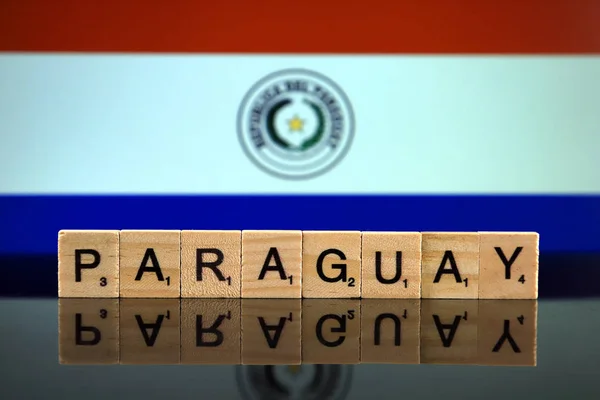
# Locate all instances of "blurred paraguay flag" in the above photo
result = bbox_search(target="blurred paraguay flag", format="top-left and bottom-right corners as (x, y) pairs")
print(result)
(0, 0), (599, 254)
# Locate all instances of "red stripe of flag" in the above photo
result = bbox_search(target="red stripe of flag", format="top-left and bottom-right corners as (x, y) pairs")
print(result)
(1, 0), (600, 54)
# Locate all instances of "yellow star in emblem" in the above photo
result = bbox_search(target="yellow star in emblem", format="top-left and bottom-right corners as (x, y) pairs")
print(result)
(287, 115), (305, 132)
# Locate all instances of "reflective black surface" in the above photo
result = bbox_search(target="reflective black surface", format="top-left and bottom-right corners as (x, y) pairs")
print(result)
(1, 253), (600, 399)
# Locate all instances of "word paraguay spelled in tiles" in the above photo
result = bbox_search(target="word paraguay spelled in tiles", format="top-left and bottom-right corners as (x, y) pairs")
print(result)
(58, 230), (539, 299)
(58, 298), (537, 366)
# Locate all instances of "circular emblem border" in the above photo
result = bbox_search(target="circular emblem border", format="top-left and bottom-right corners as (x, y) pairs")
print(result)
(237, 68), (355, 180)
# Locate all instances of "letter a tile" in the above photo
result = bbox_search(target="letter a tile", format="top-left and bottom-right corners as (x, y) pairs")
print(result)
(421, 232), (479, 299)
(120, 230), (181, 298)
(241, 230), (302, 298)
(479, 232), (539, 299)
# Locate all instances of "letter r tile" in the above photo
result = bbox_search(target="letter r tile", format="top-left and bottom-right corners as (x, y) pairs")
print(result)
(181, 230), (241, 298)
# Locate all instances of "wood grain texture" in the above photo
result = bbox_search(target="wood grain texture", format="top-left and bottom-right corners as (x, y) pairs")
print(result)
(422, 232), (479, 299)
(302, 299), (360, 364)
(241, 299), (301, 365)
(58, 299), (119, 364)
(477, 300), (537, 366)
(119, 230), (181, 298)
(361, 232), (421, 298)
(360, 299), (420, 364)
(302, 231), (361, 298)
(241, 230), (302, 299)
(181, 299), (241, 364)
(181, 230), (241, 298)
(119, 299), (180, 364)
(58, 230), (119, 298)
(479, 232), (539, 299)
(420, 300), (478, 364)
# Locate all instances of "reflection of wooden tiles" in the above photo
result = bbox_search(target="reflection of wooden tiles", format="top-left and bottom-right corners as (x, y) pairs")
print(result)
(241, 300), (302, 365)
(361, 299), (420, 364)
(477, 300), (537, 366)
(58, 299), (537, 366)
(420, 300), (479, 364)
(302, 300), (360, 364)
(119, 299), (180, 364)
(58, 299), (119, 364)
(181, 299), (241, 364)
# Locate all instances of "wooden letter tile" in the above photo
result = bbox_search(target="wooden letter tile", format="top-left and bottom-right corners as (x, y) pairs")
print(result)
(302, 231), (361, 298)
(181, 299), (241, 364)
(58, 299), (119, 364)
(241, 299), (301, 365)
(181, 230), (241, 298)
(119, 299), (180, 364)
(361, 232), (421, 298)
(478, 300), (537, 366)
(302, 300), (360, 364)
(479, 232), (539, 299)
(120, 230), (180, 298)
(420, 300), (478, 364)
(360, 299), (420, 364)
(241, 230), (302, 298)
(58, 230), (119, 298)
(421, 232), (479, 299)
